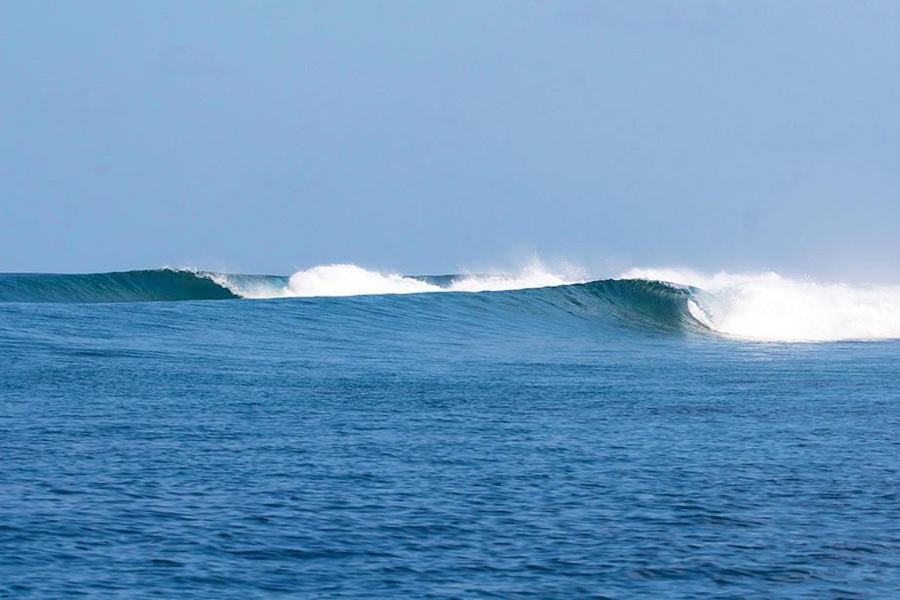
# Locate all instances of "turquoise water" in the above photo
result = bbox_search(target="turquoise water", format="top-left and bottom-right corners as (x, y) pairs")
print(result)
(2, 271), (899, 598)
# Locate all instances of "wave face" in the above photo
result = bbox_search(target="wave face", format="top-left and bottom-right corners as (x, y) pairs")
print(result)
(4, 265), (900, 342)
(534, 278), (704, 334)
(0, 269), (239, 303)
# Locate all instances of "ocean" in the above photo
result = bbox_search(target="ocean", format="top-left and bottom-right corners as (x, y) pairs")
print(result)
(2, 266), (899, 598)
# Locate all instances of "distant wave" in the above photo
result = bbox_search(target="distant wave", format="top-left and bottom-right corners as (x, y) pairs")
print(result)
(0, 269), (239, 303)
(3, 265), (900, 342)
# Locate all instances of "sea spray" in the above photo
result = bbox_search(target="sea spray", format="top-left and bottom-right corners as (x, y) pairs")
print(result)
(233, 261), (581, 299)
(623, 268), (900, 341)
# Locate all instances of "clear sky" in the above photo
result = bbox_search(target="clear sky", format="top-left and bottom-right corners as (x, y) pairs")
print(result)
(2, 1), (899, 279)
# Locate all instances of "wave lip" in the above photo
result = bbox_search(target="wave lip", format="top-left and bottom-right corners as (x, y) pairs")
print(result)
(561, 278), (708, 334)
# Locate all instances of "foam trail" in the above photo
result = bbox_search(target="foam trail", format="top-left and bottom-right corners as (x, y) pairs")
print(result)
(232, 262), (581, 299)
(284, 264), (438, 297)
(442, 263), (576, 293)
(623, 268), (900, 342)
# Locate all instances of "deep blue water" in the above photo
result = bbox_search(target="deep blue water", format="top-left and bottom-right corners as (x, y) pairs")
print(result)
(2, 281), (900, 598)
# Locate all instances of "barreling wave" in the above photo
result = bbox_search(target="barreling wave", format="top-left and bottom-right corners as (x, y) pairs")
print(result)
(528, 278), (706, 334)
(4, 265), (900, 342)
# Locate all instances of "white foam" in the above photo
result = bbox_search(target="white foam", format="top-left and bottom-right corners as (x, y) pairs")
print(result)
(237, 261), (581, 299)
(203, 272), (286, 300)
(285, 264), (438, 297)
(622, 268), (900, 342)
(442, 263), (577, 293)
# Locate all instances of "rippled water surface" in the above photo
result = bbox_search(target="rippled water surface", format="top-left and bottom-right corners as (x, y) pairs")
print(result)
(2, 295), (899, 598)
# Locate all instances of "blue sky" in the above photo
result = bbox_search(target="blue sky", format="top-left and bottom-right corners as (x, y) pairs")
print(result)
(2, 1), (899, 279)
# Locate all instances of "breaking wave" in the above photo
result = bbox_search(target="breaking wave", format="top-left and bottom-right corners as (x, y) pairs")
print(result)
(3, 265), (900, 342)
(623, 268), (900, 342)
